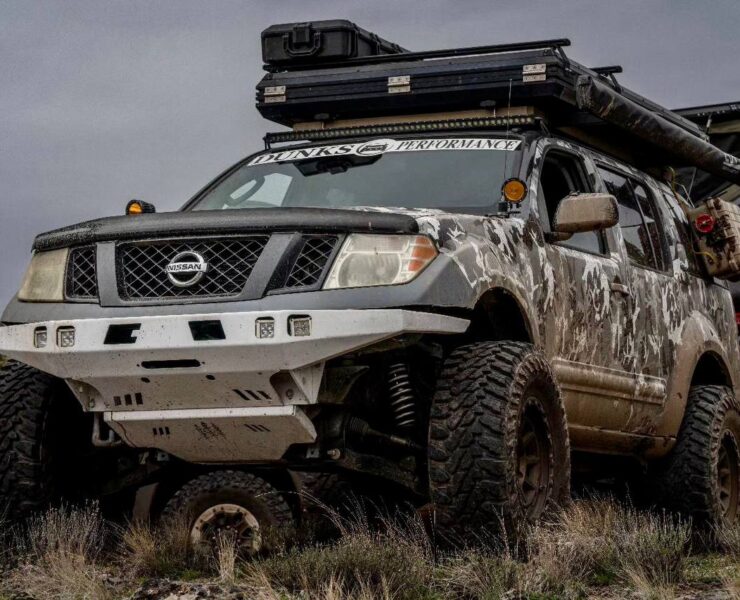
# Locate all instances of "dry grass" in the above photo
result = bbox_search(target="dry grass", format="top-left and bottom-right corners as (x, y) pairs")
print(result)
(717, 521), (740, 559)
(725, 573), (740, 600)
(7, 503), (113, 600)
(119, 511), (198, 577)
(0, 497), (731, 600)
(242, 509), (435, 600)
(216, 531), (238, 585)
(525, 499), (690, 596)
(439, 552), (529, 599)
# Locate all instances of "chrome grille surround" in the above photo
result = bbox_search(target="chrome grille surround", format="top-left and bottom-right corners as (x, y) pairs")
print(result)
(66, 246), (98, 300)
(117, 237), (268, 300)
(285, 236), (339, 288)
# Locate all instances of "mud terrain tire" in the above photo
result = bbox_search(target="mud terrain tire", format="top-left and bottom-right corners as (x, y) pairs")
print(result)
(0, 360), (86, 520)
(299, 472), (357, 512)
(428, 341), (570, 542)
(162, 470), (295, 553)
(654, 385), (740, 526)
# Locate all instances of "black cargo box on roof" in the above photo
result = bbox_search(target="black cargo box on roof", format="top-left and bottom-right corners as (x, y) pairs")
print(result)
(255, 33), (740, 186)
(262, 20), (406, 69)
(256, 39), (700, 136)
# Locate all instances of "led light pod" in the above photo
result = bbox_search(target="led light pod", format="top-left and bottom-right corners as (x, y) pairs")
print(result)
(255, 317), (275, 339)
(288, 316), (312, 337)
(56, 326), (76, 348)
(34, 327), (48, 348)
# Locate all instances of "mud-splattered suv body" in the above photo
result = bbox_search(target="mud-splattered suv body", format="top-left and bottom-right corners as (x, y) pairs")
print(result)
(1, 128), (738, 535)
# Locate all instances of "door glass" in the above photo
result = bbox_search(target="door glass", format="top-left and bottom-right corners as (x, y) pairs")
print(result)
(632, 182), (667, 271)
(599, 168), (661, 270)
(541, 153), (604, 255)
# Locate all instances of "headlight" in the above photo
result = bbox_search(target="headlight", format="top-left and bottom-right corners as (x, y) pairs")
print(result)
(324, 234), (437, 290)
(18, 249), (69, 302)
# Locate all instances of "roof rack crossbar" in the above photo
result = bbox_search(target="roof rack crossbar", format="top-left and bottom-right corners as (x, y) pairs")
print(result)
(591, 65), (624, 92)
(265, 38), (571, 72)
(592, 65), (623, 76)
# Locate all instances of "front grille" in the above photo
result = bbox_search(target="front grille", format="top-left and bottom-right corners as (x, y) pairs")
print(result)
(66, 246), (98, 299)
(118, 237), (268, 300)
(285, 236), (339, 288)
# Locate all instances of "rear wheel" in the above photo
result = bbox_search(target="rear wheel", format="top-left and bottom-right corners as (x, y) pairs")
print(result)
(428, 341), (570, 543)
(653, 385), (740, 526)
(162, 470), (295, 555)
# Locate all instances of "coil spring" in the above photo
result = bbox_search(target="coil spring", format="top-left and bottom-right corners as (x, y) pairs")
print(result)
(387, 362), (416, 430)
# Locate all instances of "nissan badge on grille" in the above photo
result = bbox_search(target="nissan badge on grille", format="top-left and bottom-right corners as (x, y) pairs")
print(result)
(165, 251), (209, 287)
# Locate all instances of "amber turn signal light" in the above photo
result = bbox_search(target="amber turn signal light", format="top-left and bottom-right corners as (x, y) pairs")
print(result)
(502, 178), (527, 203)
(126, 199), (156, 215)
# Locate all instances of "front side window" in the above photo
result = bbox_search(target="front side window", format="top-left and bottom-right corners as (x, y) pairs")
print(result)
(188, 137), (523, 215)
(599, 167), (666, 271)
(540, 151), (605, 255)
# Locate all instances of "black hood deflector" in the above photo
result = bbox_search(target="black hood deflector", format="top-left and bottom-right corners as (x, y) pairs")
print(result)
(33, 208), (419, 251)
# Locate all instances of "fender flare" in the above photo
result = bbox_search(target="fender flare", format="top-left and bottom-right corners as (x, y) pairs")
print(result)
(658, 311), (737, 438)
(472, 284), (541, 348)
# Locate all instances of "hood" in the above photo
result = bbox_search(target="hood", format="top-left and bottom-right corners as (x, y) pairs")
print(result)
(32, 207), (420, 251)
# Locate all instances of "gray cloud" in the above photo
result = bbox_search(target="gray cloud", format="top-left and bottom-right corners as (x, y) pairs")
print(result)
(1, 0), (738, 308)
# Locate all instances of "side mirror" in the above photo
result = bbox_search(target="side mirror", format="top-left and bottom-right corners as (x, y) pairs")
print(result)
(550, 192), (618, 241)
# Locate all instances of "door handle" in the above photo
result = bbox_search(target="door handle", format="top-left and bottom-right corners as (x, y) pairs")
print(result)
(610, 281), (631, 296)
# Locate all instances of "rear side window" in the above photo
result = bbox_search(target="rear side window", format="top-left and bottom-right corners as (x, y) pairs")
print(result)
(598, 167), (667, 271)
(662, 190), (703, 275)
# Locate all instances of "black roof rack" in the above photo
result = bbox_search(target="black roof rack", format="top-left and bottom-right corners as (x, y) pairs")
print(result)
(255, 22), (740, 185)
(676, 101), (740, 122)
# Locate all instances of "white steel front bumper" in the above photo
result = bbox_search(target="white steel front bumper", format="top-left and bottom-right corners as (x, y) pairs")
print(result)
(0, 309), (468, 463)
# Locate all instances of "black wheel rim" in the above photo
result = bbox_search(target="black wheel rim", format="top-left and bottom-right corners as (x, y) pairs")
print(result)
(718, 431), (740, 522)
(517, 398), (551, 517)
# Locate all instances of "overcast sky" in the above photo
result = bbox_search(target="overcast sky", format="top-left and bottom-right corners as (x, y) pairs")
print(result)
(1, 0), (739, 309)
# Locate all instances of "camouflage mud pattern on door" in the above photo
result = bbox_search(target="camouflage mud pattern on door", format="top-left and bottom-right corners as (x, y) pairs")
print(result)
(369, 136), (738, 455)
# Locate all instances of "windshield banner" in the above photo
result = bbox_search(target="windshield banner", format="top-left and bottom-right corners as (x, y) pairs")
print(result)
(248, 137), (522, 166)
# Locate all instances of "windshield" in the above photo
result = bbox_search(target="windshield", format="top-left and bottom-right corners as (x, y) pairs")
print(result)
(188, 136), (522, 214)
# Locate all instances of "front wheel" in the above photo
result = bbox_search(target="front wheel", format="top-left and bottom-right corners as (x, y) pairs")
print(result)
(428, 341), (570, 542)
(0, 360), (91, 520)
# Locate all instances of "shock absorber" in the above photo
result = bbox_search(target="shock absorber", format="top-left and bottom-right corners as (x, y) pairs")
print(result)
(387, 362), (417, 430)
